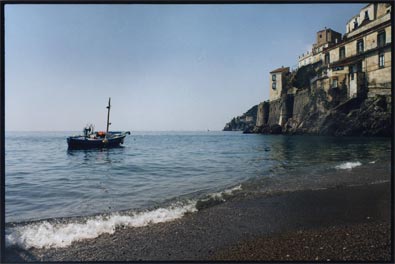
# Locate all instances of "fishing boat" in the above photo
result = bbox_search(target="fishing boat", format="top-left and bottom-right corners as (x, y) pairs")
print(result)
(67, 98), (130, 149)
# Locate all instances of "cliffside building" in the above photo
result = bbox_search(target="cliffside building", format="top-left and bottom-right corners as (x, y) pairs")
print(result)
(269, 66), (290, 101)
(298, 28), (342, 68)
(295, 3), (391, 99)
(258, 3), (392, 130)
(326, 3), (392, 98)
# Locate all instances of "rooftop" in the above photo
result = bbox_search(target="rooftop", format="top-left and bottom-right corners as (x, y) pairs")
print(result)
(270, 67), (290, 74)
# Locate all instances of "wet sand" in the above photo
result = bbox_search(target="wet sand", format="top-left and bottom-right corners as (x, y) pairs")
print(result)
(5, 182), (391, 262)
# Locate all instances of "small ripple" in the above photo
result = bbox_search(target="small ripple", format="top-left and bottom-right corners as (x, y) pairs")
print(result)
(5, 132), (391, 222)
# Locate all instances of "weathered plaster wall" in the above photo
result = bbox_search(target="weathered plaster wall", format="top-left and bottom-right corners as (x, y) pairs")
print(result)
(298, 52), (319, 68)
(366, 67), (392, 96)
(385, 25), (392, 43)
(365, 47), (391, 97)
(329, 47), (339, 63)
(343, 37), (359, 58)
(269, 73), (283, 101)
(346, 6), (390, 38)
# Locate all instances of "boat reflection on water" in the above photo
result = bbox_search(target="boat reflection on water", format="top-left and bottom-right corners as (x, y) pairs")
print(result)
(67, 146), (126, 165)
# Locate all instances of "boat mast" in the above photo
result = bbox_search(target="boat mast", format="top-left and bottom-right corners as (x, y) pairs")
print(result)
(106, 97), (111, 136)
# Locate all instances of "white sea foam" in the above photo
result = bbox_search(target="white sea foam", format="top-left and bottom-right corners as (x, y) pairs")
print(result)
(6, 201), (197, 250)
(370, 179), (390, 185)
(6, 185), (243, 250)
(335, 161), (362, 170)
(369, 160), (377, 164)
(225, 184), (243, 194)
(207, 184), (242, 201)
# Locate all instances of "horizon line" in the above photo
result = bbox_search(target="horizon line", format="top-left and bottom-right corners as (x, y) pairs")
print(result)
(4, 129), (225, 132)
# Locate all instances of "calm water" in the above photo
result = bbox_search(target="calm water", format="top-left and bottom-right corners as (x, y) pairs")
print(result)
(5, 132), (391, 248)
(6, 131), (391, 223)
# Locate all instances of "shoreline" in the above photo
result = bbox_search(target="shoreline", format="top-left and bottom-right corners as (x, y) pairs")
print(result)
(5, 182), (391, 262)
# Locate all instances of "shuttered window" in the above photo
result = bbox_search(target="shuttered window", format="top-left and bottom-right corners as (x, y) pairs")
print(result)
(377, 31), (386, 47)
(357, 39), (364, 54)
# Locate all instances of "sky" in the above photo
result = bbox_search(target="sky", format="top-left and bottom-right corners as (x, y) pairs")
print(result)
(5, 3), (366, 131)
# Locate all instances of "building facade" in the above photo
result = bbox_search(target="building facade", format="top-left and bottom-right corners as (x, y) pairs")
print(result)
(269, 67), (290, 101)
(298, 28), (342, 68)
(263, 3), (392, 130)
(326, 3), (392, 98)
(294, 3), (391, 100)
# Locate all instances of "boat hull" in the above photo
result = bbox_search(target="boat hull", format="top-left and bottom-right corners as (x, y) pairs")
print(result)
(67, 132), (129, 150)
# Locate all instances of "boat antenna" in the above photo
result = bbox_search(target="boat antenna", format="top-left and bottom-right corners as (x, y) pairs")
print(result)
(105, 97), (111, 137)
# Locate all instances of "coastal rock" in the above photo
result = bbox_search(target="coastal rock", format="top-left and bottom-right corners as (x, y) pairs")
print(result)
(283, 94), (392, 136)
(223, 105), (258, 131)
(242, 127), (254, 134)
(320, 95), (391, 136)
(283, 119), (299, 134)
(224, 65), (391, 137)
(280, 88), (331, 135)
(252, 124), (271, 134)
(270, 124), (283, 134)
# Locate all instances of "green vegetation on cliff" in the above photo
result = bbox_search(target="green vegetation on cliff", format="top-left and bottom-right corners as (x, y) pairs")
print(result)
(223, 105), (258, 132)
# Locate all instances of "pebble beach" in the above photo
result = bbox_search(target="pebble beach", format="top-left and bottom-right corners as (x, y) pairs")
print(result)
(5, 182), (391, 262)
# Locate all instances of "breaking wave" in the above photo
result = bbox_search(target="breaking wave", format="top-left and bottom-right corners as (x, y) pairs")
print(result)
(207, 184), (242, 200)
(6, 202), (197, 249)
(5, 185), (242, 250)
(335, 161), (362, 170)
(195, 184), (243, 210)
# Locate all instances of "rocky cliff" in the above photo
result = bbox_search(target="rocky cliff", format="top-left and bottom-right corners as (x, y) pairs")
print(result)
(224, 64), (392, 137)
(281, 91), (391, 136)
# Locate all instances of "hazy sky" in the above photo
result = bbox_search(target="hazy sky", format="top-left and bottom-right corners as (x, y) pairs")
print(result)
(5, 4), (365, 131)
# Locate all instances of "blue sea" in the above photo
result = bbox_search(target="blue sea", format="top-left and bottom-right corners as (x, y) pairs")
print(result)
(5, 131), (391, 249)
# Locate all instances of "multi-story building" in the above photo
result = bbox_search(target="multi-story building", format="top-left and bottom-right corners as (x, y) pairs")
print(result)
(263, 3), (391, 130)
(297, 3), (391, 100)
(326, 3), (392, 98)
(298, 28), (342, 68)
(269, 67), (290, 101)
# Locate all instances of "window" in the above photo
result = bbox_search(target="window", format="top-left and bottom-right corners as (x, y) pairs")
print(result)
(377, 31), (386, 47)
(272, 82), (277, 89)
(332, 79), (338, 88)
(364, 10), (369, 21)
(324, 53), (330, 64)
(357, 39), (364, 54)
(272, 74), (276, 81)
(349, 64), (357, 80)
(353, 18), (358, 30)
(339, 47), (346, 60)
(357, 61), (362, 72)
(379, 52), (385, 68)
